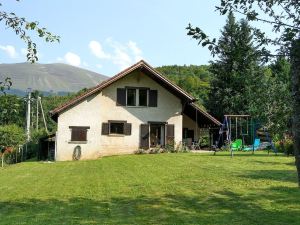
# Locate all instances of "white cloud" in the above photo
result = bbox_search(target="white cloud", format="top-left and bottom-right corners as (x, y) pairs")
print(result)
(0, 45), (17, 58)
(89, 39), (144, 71)
(128, 41), (143, 61)
(64, 52), (81, 67)
(112, 47), (132, 70)
(89, 41), (110, 59)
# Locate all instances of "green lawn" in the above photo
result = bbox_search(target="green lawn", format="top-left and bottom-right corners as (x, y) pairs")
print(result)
(0, 152), (299, 225)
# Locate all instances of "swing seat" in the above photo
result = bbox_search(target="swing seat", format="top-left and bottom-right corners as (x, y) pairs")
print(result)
(231, 139), (242, 151)
(243, 139), (260, 151)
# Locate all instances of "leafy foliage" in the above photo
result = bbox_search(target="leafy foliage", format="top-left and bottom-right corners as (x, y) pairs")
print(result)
(0, 94), (25, 126)
(216, 0), (300, 57)
(0, 77), (12, 93)
(0, 124), (26, 149)
(156, 65), (212, 106)
(249, 58), (292, 137)
(0, 1), (60, 63)
(188, 0), (300, 186)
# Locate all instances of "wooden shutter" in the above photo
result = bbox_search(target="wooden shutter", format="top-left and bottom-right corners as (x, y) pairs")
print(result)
(116, 88), (126, 106)
(166, 124), (175, 145)
(140, 124), (149, 149)
(70, 127), (88, 141)
(102, 123), (109, 135)
(124, 123), (132, 135)
(148, 90), (157, 107)
(79, 129), (87, 141)
(71, 129), (79, 141)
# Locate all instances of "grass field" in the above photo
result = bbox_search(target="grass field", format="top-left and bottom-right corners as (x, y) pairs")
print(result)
(0, 152), (299, 225)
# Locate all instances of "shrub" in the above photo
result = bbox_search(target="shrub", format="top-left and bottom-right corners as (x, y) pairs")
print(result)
(149, 147), (160, 154)
(134, 141), (192, 155)
(0, 124), (26, 166)
(275, 139), (294, 155)
(135, 148), (146, 154)
(165, 141), (176, 153)
(0, 124), (26, 148)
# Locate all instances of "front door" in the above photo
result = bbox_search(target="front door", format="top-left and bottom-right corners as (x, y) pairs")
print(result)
(150, 123), (165, 147)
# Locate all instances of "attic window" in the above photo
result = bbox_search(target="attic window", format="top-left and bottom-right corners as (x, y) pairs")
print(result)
(127, 88), (136, 106)
(139, 89), (148, 106)
(117, 88), (157, 107)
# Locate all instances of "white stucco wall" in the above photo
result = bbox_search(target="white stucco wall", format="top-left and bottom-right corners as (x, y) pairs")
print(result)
(182, 114), (202, 141)
(56, 71), (183, 161)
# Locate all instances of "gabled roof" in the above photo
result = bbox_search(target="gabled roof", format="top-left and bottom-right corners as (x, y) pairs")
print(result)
(50, 60), (220, 126)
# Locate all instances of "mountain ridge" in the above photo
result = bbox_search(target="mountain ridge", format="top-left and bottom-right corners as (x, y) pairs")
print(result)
(0, 62), (108, 95)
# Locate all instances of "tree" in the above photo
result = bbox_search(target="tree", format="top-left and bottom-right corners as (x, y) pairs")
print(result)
(0, 124), (26, 166)
(188, 12), (261, 119)
(249, 58), (292, 138)
(0, 0), (60, 93)
(0, 94), (25, 126)
(187, 0), (300, 186)
(156, 65), (212, 107)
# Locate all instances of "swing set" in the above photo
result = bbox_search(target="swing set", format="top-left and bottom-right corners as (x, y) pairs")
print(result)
(216, 114), (277, 157)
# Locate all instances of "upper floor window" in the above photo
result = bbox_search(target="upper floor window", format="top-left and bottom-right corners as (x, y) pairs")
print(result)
(139, 89), (148, 106)
(127, 88), (136, 106)
(116, 87), (157, 107)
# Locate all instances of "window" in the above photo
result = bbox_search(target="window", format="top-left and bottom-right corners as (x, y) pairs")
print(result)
(69, 126), (90, 142)
(117, 87), (157, 107)
(102, 121), (131, 136)
(139, 89), (148, 106)
(110, 122), (124, 135)
(127, 89), (136, 106)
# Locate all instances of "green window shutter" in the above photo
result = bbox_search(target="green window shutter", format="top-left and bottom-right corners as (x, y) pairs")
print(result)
(166, 124), (175, 146)
(124, 123), (132, 135)
(116, 88), (126, 106)
(148, 90), (157, 107)
(140, 124), (150, 149)
(101, 123), (109, 135)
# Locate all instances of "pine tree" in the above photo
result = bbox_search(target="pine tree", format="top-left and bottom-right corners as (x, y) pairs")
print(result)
(205, 12), (260, 119)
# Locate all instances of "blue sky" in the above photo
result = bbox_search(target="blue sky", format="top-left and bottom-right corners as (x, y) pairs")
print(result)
(0, 0), (271, 76)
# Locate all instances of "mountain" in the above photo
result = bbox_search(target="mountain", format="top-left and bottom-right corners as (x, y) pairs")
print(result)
(0, 63), (108, 95)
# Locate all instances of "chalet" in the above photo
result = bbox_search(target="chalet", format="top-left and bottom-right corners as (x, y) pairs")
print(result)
(50, 60), (220, 161)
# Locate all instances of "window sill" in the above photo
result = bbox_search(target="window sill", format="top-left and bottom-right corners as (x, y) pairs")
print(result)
(68, 141), (88, 144)
(108, 134), (125, 137)
(126, 105), (148, 108)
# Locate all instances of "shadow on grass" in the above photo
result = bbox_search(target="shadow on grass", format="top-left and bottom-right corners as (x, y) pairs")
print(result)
(239, 169), (298, 184)
(1, 187), (300, 225)
(251, 160), (295, 166)
(196, 152), (281, 157)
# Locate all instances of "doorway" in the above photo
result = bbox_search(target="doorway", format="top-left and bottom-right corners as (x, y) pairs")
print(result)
(150, 123), (165, 147)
